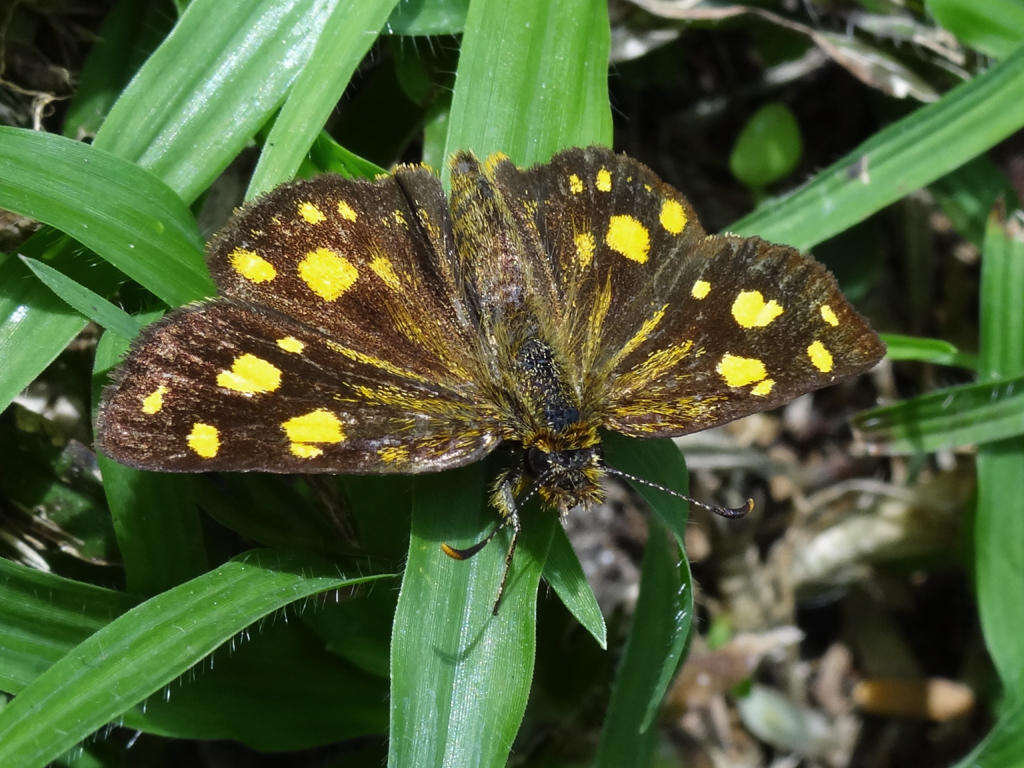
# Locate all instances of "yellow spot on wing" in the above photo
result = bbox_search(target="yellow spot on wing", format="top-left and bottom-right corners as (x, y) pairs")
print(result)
(277, 337), (304, 354)
(751, 379), (774, 396)
(717, 353), (767, 387)
(807, 340), (834, 372)
(731, 290), (784, 328)
(605, 215), (650, 263)
(141, 385), (167, 414)
(378, 445), (409, 463)
(229, 248), (276, 283)
(370, 256), (400, 290)
(659, 199), (687, 234)
(298, 201), (326, 224)
(337, 201), (357, 221)
(298, 248), (358, 301)
(596, 168), (612, 192)
(290, 443), (323, 459)
(217, 353), (281, 394)
(569, 174), (583, 194)
(282, 409), (344, 459)
(820, 304), (839, 326)
(574, 232), (595, 268)
(187, 422), (219, 458)
(691, 280), (711, 299)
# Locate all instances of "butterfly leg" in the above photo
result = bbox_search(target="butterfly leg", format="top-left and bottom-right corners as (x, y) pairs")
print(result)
(439, 467), (524, 614)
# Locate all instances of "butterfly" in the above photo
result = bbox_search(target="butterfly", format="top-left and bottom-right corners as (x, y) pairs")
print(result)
(96, 146), (885, 609)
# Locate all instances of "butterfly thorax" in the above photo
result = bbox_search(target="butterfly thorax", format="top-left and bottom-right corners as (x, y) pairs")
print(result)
(504, 334), (604, 511)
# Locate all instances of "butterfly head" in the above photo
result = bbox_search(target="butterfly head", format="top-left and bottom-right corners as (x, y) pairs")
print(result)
(523, 427), (605, 512)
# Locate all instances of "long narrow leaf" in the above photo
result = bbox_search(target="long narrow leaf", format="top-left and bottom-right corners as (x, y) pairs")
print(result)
(388, 466), (555, 767)
(852, 374), (1024, 454)
(18, 257), (140, 340)
(975, 206), (1024, 694)
(542, 527), (607, 649)
(95, 0), (342, 202)
(247, 0), (400, 199)
(881, 332), (977, 369)
(0, 550), (392, 768)
(0, 128), (211, 306)
(442, 0), (612, 184)
(732, 46), (1024, 250)
(602, 433), (695, 733)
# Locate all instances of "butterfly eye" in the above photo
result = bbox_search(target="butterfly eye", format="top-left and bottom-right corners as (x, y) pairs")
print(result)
(527, 446), (552, 476)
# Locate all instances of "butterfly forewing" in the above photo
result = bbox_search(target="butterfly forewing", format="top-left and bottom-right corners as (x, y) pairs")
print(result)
(97, 171), (504, 474)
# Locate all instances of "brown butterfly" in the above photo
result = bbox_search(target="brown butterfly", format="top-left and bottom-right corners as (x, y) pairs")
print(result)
(97, 147), (885, 609)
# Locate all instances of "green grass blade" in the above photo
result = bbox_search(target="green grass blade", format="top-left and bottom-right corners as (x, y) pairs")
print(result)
(388, 466), (555, 768)
(93, 326), (209, 595)
(0, 558), (385, 750)
(442, 0), (612, 184)
(951, 695), (1024, 767)
(385, 0), (469, 35)
(0, 550), (392, 768)
(852, 374), (1024, 454)
(94, 0), (340, 203)
(0, 127), (211, 306)
(602, 433), (695, 732)
(307, 132), (387, 179)
(594, 522), (676, 768)
(543, 526), (607, 649)
(927, 0), (1024, 59)
(18, 257), (140, 340)
(976, 207), (1024, 695)
(0, 232), (121, 415)
(246, 0), (400, 199)
(731, 46), (1024, 250)
(0, 558), (136, 692)
(881, 332), (978, 369)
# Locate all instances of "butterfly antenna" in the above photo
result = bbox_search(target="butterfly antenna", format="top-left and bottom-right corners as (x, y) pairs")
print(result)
(603, 465), (753, 519)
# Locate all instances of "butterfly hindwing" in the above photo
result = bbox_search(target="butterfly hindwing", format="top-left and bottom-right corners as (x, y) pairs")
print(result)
(96, 300), (501, 473)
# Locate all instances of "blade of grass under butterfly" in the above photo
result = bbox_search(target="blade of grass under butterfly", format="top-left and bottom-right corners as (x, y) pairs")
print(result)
(246, 0), (400, 199)
(542, 526), (607, 649)
(852, 373), (1024, 454)
(384, 0), (469, 35)
(94, 0), (342, 203)
(0, 557), (385, 750)
(388, 465), (555, 768)
(0, 550), (393, 768)
(441, 0), (612, 185)
(0, 128), (210, 307)
(880, 332), (978, 370)
(731, 45), (1024, 251)
(18, 257), (140, 340)
(975, 206), (1024, 694)
(594, 521), (677, 767)
(0, 0), (337, 415)
(389, 2), (613, 765)
(93, 324), (208, 595)
(602, 433), (695, 735)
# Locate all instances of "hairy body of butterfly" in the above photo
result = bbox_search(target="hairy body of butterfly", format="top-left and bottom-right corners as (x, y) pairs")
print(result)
(97, 147), (885, 610)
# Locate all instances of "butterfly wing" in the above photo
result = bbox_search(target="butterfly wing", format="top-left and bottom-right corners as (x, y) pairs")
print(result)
(97, 172), (503, 473)
(486, 146), (884, 437)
